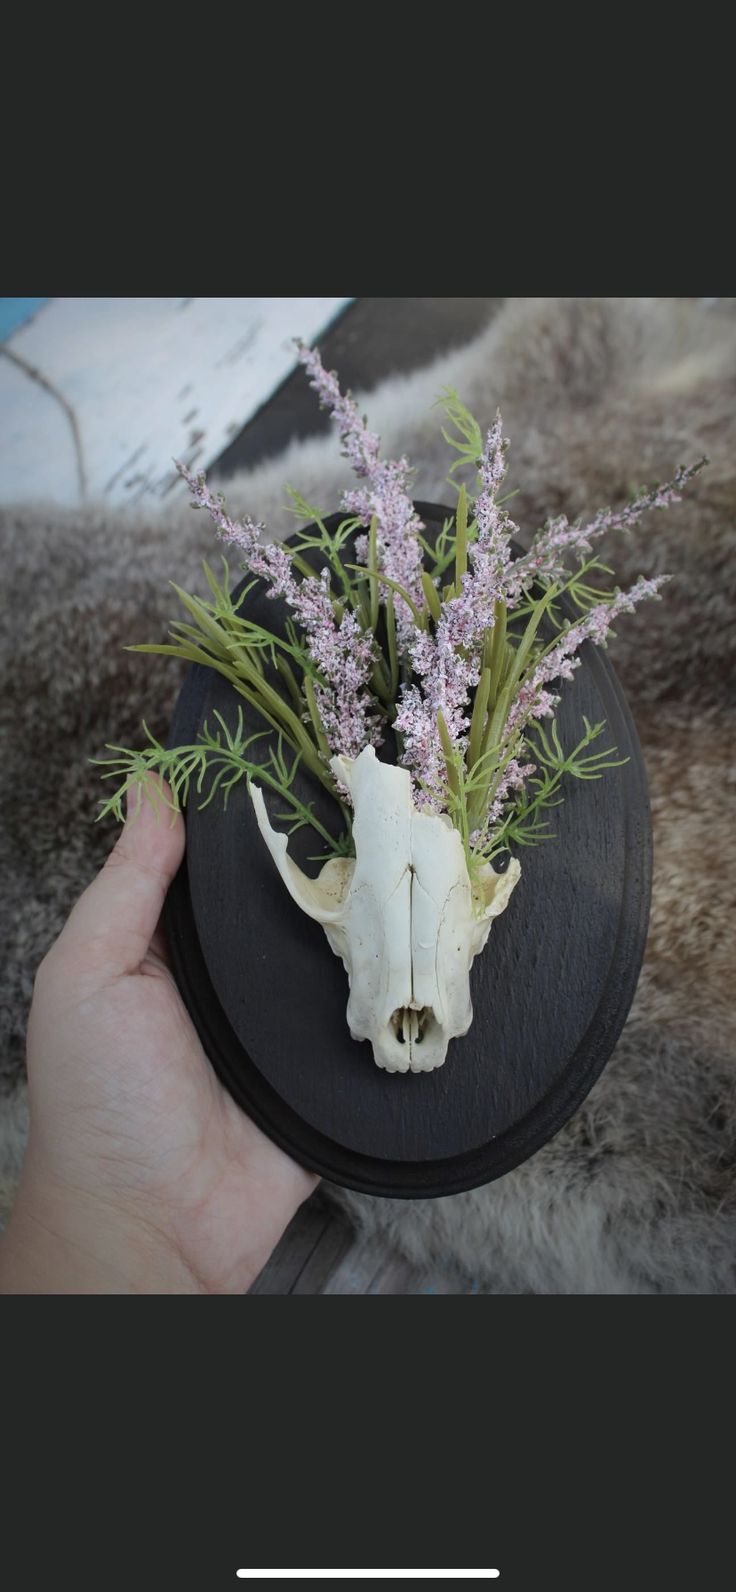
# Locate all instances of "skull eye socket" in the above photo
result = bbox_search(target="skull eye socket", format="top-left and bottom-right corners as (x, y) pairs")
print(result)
(390, 1006), (434, 1046)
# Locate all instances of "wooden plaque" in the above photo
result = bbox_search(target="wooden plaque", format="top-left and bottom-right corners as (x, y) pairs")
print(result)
(163, 506), (652, 1197)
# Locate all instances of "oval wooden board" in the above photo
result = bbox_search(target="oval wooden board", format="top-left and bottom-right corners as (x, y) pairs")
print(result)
(164, 505), (652, 1197)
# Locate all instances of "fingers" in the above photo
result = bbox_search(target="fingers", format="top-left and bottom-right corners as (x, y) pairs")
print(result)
(56, 776), (186, 976)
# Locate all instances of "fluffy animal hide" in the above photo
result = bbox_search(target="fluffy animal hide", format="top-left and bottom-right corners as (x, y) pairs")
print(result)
(1, 298), (734, 1290)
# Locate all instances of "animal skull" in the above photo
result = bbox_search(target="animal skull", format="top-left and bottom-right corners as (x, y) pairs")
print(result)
(249, 745), (520, 1074)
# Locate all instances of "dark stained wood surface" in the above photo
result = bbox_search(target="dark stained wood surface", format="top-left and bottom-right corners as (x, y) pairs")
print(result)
(164, 505), (652, 1199)
(247, 1194), (472, 1295)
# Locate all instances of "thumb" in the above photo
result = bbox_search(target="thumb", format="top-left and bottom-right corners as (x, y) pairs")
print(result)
(58, 776), (186, 975)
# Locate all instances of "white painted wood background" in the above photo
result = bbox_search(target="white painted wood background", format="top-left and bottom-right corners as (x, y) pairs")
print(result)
(0, 296), (351, 508)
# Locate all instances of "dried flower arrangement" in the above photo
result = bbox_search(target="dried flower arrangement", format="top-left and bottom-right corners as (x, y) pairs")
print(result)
(95, 343), (705, 1074)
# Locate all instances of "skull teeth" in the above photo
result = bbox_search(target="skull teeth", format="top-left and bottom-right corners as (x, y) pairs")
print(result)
(377, 1057), (445, 1075)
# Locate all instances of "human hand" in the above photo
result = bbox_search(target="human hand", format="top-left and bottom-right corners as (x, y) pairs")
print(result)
(0, 777), (317, 1294)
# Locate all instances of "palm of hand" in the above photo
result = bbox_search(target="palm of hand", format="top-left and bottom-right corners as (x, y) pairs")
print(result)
(23, 787), (316, 1294)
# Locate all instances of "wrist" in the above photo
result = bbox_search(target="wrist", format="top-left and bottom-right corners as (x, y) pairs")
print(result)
(0, 1171), (206, 1295)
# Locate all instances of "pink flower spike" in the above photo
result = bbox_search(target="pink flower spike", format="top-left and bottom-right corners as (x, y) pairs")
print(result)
(512, 459), (706, 590)
(295, 342), (426, 646)
(176, 459), (383, 767)
(395, 410), (522, 802)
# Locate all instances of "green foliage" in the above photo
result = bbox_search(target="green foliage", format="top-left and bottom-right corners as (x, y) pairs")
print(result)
(434, 387), (484, 480)
(128, 554), (345, 792)
(437, 716), (627, 871)
(93, 707), (351, 858)
(483, 718), (628, 862)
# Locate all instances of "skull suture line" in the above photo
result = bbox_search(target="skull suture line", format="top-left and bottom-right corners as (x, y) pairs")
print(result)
(249, 746), (520, 1074)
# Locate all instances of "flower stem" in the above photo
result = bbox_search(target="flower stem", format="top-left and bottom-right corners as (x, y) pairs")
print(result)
(454, 483), (468, 595)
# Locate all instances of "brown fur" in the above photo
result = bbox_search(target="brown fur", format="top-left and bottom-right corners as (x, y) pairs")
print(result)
(1, 298), (735, 1288)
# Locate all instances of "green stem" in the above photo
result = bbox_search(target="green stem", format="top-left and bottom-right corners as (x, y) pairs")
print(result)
(487, 599), (507, 707)
(371, 660), (393, 704)
(345, 566), (424, 628)
(467, 668), (492, 774)
(368, 517), (379, 630)
(303, 675), (331, 761)
(480, 586), (558, 772)
(421, 571), (442, 623)
(252, 768), (341, 850)
(386, 593), (398, 699)
(226, 679), (328, 786)
(437, 711), (460, 800)
(129, 640), (331, 792)
(505, 586), (557, 695)
(454, 484), (468, 595)
(276, 655), (304, 711)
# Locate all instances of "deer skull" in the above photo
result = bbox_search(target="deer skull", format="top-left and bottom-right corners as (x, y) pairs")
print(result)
(249, 745), (520, 1074)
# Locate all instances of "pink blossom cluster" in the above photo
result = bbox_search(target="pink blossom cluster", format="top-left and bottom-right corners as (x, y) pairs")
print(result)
(503, 576), (669, 743)
(457, 412), (520, 639)
(481, 757), (537, 835)
(176, 461), (382, 762)
(394, 627), (480, 809)
(177, 364), (695, 849)
(296, 342), (425, 645)
(510, 462), (702, 591)
(461, 575), (670, 850)
(395, 416), (520, 806)
(394, 406), (683, 826)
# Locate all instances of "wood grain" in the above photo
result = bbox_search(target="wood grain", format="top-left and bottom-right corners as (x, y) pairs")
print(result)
(0, 297), (350, 507)
(164, 506), (652, 1198)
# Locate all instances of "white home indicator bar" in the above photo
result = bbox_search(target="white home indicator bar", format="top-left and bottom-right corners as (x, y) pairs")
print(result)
(236, 1573), (500, 1581)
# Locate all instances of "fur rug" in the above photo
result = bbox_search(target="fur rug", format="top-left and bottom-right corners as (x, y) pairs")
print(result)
(1, 297), (735, 1292)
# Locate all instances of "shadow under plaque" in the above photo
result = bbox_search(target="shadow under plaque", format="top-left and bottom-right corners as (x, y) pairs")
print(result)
(163, 505), (652, 1197)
